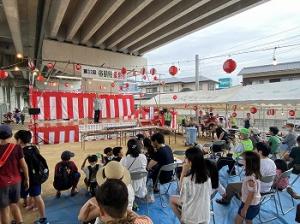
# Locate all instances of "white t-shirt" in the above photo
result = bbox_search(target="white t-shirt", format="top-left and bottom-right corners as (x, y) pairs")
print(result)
(180, 176), (211, 224)
(241, 175), (261, 205)
(260, 158), (276, 193)
(121, 154), (148, 198)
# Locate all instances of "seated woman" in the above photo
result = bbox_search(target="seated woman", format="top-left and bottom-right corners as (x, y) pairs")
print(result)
(170, 146), (212, 224)
(121, 138), (148, 198)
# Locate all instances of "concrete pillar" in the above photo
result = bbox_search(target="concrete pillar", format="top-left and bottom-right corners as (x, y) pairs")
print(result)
(10, 86), (17, 110)
(0, 86), (5, 104)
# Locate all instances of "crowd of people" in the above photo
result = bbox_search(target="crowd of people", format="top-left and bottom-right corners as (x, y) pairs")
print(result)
(1, 118), (300, 224)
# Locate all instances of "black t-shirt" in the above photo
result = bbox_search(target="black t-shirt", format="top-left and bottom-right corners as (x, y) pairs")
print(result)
(153, 145), (174, 184)
(244, 118), (250, 129)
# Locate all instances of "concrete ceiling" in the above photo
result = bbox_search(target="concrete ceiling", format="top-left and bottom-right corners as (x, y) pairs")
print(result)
(0, 0), (268, 69)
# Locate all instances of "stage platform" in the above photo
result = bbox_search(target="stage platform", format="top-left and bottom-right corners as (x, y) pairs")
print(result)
(29, 118), (138, 144)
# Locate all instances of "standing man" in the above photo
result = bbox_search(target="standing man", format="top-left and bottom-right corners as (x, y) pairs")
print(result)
(244, 113), (251, 129)
(94, 95), (102, 123)
(0, 125), (29, 224)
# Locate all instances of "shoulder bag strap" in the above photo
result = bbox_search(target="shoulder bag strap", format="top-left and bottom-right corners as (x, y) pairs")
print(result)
(128, 157), (137, 170)
(0, 144), (16, 168)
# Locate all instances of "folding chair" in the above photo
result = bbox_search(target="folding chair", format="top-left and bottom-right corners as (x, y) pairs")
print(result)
(275, 168), (295, 215)
(154, 163), (179, 208)
(291, 164), (300, 186)
(130, 171), (149, 214)
(226, 157), (244, 184)
(257, 175), (279, 223)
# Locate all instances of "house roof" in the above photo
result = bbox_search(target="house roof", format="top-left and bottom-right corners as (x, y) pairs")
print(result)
(138, 75), (218, 87)
(238, 61), (300, 77)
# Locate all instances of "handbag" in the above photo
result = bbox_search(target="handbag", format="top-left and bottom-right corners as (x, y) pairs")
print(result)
(0, 144), (16, 168)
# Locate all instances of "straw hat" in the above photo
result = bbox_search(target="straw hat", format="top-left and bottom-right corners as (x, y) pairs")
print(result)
(96, 161), (131, 186)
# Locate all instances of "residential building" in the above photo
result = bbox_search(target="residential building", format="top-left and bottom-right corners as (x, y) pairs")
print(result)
(139, 76), (218, 95)
(238, 61), (300, 86)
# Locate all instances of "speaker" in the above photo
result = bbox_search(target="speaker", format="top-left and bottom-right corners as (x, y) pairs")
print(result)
(28, 108), (41, 115)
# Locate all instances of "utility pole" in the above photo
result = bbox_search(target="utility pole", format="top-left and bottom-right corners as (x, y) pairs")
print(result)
(195, 54), (199, 90)
(195, 54), (199, 120)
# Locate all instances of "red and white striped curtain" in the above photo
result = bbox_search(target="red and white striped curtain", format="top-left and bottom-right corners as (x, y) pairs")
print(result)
(30, 90), (135, 120)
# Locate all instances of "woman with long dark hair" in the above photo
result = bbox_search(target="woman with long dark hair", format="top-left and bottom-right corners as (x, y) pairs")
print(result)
(170, 146), (211, 224)
(235, 151), (261, 224)
(120, 138), (147, 198)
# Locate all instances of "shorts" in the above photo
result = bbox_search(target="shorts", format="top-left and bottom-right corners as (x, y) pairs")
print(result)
(21, 184), (41, 198)
(238, 202), (260, 220)
(0, 183), (21, 208)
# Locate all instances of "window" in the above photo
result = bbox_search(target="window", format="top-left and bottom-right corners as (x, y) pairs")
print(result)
(163, 85), (174, 92)
(208, 82), (215, 91)
(269, 78), (281, 83)
(258, 80), (264, 84)
(146, 87), (158, 93)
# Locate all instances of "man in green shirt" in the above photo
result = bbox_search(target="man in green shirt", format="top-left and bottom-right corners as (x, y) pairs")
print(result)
(268, 126), (281, 158)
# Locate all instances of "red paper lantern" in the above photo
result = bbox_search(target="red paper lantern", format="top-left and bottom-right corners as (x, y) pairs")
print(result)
(232, 112), (237, 117)
(169, 66), (178, 76)
(111, 82), (115, 88)
(119, 86), (123, 91)
(47, 63), (54, 70)
(143, 75), (147, 80)
(124, 83), (129, 88)
(223, 59), (237, 73)
(36, 74), (44, 82)
(75, 64), (81, 71)
(121, 67), (127, 75)
(64, 83), (69, 87)
(289, 110), (296, 117)
(250, 107), (257, 114)
(140, 67), (146, 75)
(172, 95), (177, 100)
(153, 76), (158, 81)
(150, 68), (156, 76)
(0, 70), (8, 80)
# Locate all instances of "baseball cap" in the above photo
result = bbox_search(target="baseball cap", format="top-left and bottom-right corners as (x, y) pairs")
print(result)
(240, 128), (250, 136)
(97, 161), (131, 186)
(0, 124), (13, 140)
(61, 150), (75, 161)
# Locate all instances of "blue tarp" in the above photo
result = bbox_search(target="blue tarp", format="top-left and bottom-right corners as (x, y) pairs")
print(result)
(45, 168), (300, 224)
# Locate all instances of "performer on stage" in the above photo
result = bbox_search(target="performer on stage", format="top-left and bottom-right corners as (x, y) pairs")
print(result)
(94, 96), (102, 123)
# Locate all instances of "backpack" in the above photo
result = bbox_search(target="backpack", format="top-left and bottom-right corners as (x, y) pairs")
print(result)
(24, 145), (49, 185)
(54, 162), (72, 190)
(87, 164), (100, 183)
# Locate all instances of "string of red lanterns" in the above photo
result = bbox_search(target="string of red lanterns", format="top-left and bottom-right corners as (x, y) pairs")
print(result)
(0, 70), (8, 80)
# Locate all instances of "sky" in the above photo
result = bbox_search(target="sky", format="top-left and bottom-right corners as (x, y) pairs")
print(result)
(144, 0), (300, 85)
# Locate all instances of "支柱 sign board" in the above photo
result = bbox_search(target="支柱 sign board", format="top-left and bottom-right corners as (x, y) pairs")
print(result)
(81, 65), (126, 80)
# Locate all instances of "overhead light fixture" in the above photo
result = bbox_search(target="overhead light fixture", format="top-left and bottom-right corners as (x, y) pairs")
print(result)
(56, 75), (82, 80)
(88, 81), (92, 84)
(44, 81), (48, 85)
(16, 53), (23, 59)
(14, 66), (20, 71)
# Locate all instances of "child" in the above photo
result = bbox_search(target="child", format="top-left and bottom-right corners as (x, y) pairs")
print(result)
(101, 147), (113, 165)
(112, 146), (123, 162)
(53, 150), (81, 198)
(14, 130), (49, 224)
(170, 146), (211, 224)
(235, 151), (261, 224)
(81, 155), (101, 196)
(268, 126), (281, 158)
(273, 159), (289, 190)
